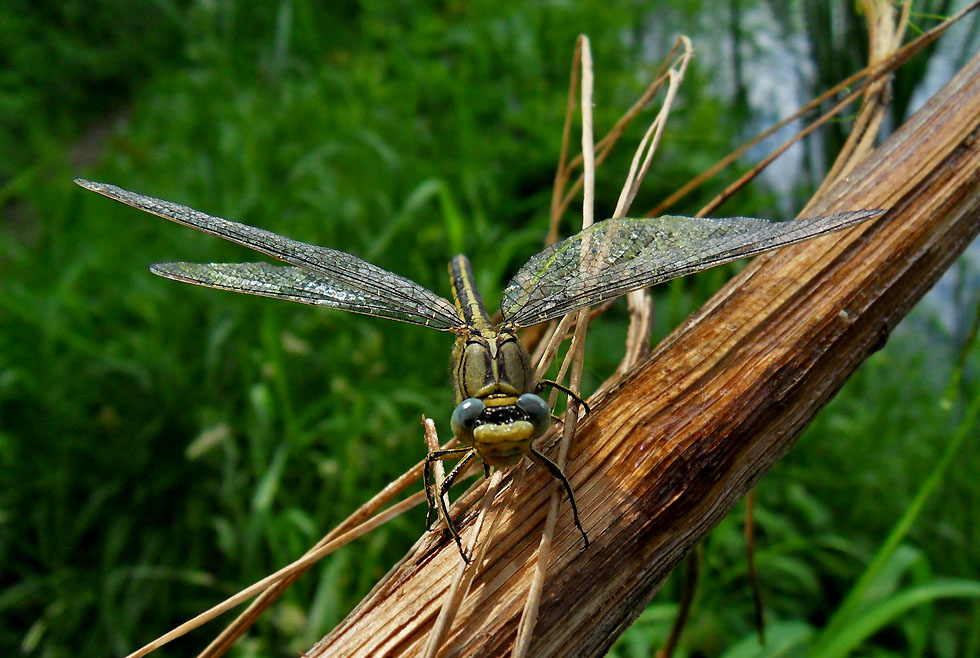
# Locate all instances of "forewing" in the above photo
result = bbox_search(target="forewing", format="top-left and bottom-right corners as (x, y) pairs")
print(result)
(76, 179), (462, 331)
(500, 210), (883, 327)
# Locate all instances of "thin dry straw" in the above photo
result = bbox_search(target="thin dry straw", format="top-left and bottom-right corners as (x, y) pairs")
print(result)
(613, 37), (691, 219)
(423, 470), (506, 658)
(513, 34), (596, 658)
(652, 0), (980, 218)
(199, 436), (460, 657)
(548, 38), (693, 243)
(124, 490), (426, 658)
(612, 38), (691, 377)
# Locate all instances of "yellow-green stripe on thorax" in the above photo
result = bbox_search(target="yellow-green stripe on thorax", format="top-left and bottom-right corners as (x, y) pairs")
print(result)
(448, 255), (534, 406)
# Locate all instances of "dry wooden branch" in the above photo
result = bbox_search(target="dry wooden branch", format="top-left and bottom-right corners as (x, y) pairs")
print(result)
(308, 52), (980, 658)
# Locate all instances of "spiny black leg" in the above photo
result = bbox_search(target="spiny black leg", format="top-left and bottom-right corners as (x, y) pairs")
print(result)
(528, 448), (589, 549)
(439, 451), (476, 562)
(537, 379), (591, 415)
(424, 447), (472, 531)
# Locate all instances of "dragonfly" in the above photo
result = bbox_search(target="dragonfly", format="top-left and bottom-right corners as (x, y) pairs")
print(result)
(75, 177), (882, 559)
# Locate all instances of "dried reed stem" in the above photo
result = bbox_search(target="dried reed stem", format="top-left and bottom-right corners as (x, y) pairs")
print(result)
(309, 47), (980, 658)
(513, 35), (596, 658)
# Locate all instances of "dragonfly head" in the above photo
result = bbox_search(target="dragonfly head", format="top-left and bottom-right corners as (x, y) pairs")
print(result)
(451, 393), (551, 468)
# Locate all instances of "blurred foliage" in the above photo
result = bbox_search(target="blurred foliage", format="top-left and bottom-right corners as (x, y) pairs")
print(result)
(1, 1), (978, 657)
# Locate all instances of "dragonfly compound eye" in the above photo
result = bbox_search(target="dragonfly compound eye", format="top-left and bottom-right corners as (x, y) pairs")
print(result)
(516, 393), (551, 438)
(451, 398), (486, 440)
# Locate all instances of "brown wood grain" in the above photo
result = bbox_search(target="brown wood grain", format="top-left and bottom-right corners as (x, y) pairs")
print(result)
(308, 52), (980, 658)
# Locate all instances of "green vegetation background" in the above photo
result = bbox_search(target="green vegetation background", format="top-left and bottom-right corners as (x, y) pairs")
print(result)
(1, 2), (978, 656)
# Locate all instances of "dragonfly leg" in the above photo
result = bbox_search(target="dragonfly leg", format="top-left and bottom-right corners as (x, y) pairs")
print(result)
(424, 447), (476, 562)
(424, 447), (473, 529)
(536, 379), (591, 415)
(438, 451), (478, 562)
(528, 447), (589, 550)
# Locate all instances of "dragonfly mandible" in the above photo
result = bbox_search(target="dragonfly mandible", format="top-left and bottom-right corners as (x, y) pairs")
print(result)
(75, 178), (882, 559)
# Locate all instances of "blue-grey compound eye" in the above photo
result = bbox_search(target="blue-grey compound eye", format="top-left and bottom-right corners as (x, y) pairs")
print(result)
(517, 393), (551, 437)
(451, 398), (486, 438)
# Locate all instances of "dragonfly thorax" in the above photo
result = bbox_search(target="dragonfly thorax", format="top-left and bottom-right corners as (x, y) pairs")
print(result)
(451, 328), (533, 402)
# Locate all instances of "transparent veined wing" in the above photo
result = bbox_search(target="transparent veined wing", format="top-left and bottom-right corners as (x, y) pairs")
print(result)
(499, 210), (883, 328)
(75, 179), (464, 331)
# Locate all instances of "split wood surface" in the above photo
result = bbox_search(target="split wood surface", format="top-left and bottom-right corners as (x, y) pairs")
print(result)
(308, 52), (980, 658)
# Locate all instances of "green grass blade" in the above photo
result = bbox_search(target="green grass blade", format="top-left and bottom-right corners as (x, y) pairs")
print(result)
(814, 579), (980, 658)
(720, 620), (814, 658)
(810, 385), (980, 653)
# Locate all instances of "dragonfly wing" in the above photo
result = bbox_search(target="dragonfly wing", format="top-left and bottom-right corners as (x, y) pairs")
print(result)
(500, 210), (883, 328)
(152, 261), (461, 330)
(76, 179), (463, 331)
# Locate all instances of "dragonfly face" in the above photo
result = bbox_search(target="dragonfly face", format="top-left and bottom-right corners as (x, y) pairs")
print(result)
(73, 177), (882, 560)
